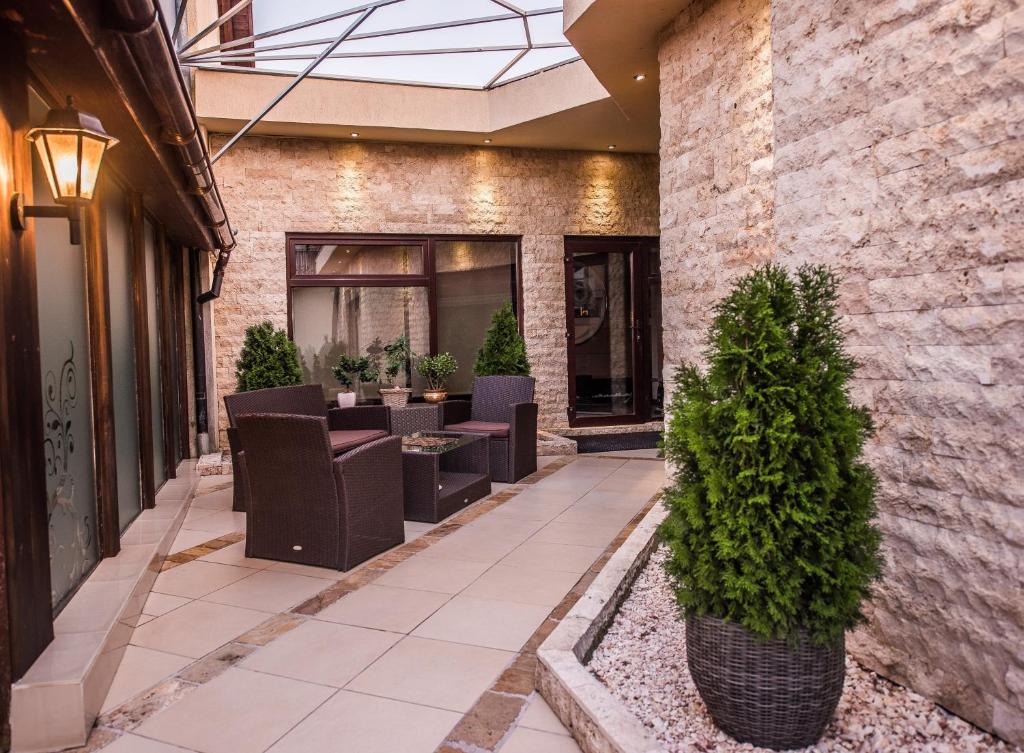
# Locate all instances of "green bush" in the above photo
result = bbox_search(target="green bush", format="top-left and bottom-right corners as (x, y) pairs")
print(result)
(332, 354), (372, 390)
(235, 321), (303, 392)
(417, 352), (458, 391)
(660, 264), (881, 644)
(474, 302), (530, 377)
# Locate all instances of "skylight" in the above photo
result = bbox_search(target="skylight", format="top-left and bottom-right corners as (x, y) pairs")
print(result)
(177, 0), (580, 90)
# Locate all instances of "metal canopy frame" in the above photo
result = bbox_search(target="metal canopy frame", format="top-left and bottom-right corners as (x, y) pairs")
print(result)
(175, 0), (581, 163)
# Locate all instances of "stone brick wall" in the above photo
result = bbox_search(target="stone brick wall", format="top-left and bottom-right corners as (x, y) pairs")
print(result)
(659, 0), (1023, 743)
(209, 135), (659, 440)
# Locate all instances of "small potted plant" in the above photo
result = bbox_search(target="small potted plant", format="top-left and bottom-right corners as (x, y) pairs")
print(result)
(416, 352), (458, 403)
(660, 264), (882, 750)
(373, 334), (414, 408)
(331, 354), (371, 408)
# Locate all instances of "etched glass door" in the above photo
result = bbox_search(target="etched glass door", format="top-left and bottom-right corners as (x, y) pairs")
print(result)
(32, 114), (98, 610)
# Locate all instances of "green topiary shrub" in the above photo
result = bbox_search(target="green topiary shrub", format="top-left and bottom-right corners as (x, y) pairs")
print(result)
(331, 354), (372, 391)
(235, 321), (303, 392)
(474, 302), (530, 377)
(416, 352), (458, 391)
(660, 263), (882, 644)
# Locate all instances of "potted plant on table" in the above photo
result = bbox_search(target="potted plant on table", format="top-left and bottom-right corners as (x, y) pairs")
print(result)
(368, 334), (414, 408)
(235, 321), (302, 392)
(331, 354), (371, 408)
(660, 264), (882, 750)
(416, 352), (458, 403)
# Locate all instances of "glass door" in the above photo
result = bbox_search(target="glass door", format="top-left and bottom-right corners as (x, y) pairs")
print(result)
(564, 238), (660, 426)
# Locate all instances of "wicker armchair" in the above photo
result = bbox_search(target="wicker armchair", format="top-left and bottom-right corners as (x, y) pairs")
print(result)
(224, 384), (390, 511)
(234, 414), (405, 571)
(441, 376), (537, 483)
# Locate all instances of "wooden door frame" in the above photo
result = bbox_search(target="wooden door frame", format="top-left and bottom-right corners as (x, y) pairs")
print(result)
(563, 236), (659, 428)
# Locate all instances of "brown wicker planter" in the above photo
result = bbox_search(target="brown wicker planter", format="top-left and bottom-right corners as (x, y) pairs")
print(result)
(686, 615), (844, 750)
(380, 387), (411, 408)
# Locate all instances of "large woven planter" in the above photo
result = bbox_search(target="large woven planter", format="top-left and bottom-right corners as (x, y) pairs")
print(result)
(686, 615), (844, 750)
(379, 387), (411, 408)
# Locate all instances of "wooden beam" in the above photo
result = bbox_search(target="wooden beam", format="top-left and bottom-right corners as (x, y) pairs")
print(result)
(83, 194), (120, 557)
(0, 26), (55, 681)
(128, 194), (156, 508)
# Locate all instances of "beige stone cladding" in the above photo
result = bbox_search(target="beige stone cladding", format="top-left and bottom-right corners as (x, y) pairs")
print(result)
(209, 135), (659, 443)
(659, 0), (1023, 744)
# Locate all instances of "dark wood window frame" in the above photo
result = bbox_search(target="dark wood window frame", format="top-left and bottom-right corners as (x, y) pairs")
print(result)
(285, 234), (523, 368)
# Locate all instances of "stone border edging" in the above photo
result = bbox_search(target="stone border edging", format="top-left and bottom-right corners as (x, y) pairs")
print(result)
(537, 500), (669, 753)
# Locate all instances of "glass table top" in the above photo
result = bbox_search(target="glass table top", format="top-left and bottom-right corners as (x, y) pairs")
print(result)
(401, 431), (478, 455)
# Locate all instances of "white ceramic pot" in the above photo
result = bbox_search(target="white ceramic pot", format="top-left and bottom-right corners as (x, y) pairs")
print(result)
(336, 391), (357, 408)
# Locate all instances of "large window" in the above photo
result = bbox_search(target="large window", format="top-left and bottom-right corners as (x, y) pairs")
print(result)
(288, 235), (520, 402)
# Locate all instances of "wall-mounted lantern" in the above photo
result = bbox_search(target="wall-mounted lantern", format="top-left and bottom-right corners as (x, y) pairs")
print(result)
(10, 97), (118, 245)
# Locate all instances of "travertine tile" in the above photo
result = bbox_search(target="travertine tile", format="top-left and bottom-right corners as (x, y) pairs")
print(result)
(500, 541), (604, 575)
(411, 595), (551, 651)
(201, 570), (329, 613)
(152, 561), (257, 600)
(131, 600), (271, 658)
(374, 556), (490, 594)
(462, 564), (582, 607)
(315, 584), (450, 633)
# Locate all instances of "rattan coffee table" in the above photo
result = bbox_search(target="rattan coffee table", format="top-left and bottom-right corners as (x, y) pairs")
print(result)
(401, 431), (491, 523)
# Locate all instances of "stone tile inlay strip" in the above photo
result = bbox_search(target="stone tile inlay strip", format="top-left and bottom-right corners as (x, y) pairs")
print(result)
(79, 457), (579, 751)
(434, 491), (664, 753)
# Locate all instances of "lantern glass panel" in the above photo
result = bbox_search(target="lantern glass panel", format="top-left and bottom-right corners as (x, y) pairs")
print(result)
(78, 134), (107, 200)
(43, 132), (81, 200)
(32, 135), (60, 201)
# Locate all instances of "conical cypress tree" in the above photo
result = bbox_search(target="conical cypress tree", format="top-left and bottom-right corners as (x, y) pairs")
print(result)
(235, 321), (303, 392)
(474, 302), (531, 377)
(660, 264), (881, 644)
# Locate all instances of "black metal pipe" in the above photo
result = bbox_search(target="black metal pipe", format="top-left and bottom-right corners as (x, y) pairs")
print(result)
(189, 248), (209, 449)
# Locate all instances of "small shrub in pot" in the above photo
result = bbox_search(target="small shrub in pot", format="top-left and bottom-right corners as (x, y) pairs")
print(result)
(474, 301), (530, 377)
(417, 352), (458, 402)
(660, 264), (882, 750)
(332, 354), (371, 407)
(235, 321), (302, 392)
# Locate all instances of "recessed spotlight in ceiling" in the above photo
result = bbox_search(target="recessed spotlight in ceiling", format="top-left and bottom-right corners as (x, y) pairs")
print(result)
(483, 138), (492, 144)
(350, 132), (359, 138)
(608, 144), (616, 150)
(633, 73), (646, 81)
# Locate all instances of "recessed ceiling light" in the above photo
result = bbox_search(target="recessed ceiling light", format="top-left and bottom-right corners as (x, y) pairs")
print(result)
(633, 73), (646, 81)
(608, 144), (616, 150)
(483, 138), (492, 144)
(350, 132), (359, 138)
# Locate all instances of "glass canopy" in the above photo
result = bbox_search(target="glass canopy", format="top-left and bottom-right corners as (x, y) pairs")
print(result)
(177, 0), (580, 90)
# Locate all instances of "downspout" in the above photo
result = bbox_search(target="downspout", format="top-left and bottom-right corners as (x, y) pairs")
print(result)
(102, 0), (235, 302)
(189, 248), (210, 454)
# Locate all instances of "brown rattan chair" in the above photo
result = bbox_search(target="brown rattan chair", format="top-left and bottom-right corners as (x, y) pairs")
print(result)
(441, 376), (537, 483)
(235, 413), (405, 571)
(224, 384), (391, 511)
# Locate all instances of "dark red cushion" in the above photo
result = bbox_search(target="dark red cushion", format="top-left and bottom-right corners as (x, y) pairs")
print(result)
(329, 429), (387, 453)
(444, 421), (510, 438)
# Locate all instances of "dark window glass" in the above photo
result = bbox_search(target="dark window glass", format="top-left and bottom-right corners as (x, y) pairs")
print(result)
(293, 243), (424, 276)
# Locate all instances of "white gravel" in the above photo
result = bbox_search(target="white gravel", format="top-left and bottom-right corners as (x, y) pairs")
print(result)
(588, 547), (1020, 753)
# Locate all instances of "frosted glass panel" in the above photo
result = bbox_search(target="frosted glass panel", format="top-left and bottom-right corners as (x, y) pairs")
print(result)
(34, 148), (98, 611)
(104, 181), (144, 531)
(144, 219), (166, 487)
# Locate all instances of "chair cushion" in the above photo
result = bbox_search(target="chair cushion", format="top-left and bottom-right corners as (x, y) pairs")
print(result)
(329, 429), (388, 453)
(444, 421), (510, 438)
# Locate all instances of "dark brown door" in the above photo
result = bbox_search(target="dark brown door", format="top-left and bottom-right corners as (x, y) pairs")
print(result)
(564, 237), (660, 427)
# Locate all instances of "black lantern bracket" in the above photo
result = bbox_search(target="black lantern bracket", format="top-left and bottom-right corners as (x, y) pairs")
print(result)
(10, 193), (83, 245)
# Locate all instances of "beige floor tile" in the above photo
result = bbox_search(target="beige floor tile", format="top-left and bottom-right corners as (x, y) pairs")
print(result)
(519, 695), (571, 735)
(198, 541), (275, 569)
(267, 690), (460, 753)
(404, 521), (434, 541)
(315, 584), (450, 633)
(152, 561), (257, 599)
(100, 646), (192, 713)
(179, 509), (246, 534)
(202, 570), (330, 613)
(552, 505), (637, 528)
(134, 668), (333, 753)
(459, 515), (546, 540)
(374, 556), (490, 594)
(500, 541), (604, 574)
(461, 564), (581, 607)
(486, 497), (575, 522)
(411, 595), (550, 651)
(242, 620), (401, 687)
(531, 521), (625, 548)
(169, 529), (216, 554)
(190, 487), (233, 510)
(101, 734), (194, 753)
(417, 530), (521, 564)
(141, 592), (191, 618)
(131, 600), (271, 658)
(265, 560), (345, 580)
(502, 727), (582, 752)
(346, 636), (513, 712)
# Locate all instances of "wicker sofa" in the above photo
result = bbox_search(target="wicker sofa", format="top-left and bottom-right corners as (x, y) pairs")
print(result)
(223, 384), (390, 511)
(234, 414), (405, 570)
(441, 376), (538, 483)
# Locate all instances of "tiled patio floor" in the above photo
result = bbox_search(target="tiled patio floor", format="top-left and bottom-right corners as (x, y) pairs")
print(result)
(91, 453), (665, 753)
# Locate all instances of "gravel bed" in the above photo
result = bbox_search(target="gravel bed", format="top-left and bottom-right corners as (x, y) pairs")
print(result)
(588, 546), (1019, 753)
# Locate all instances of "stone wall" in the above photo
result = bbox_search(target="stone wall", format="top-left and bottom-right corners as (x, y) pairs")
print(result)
(209, 135), (659, 441)
(659, 0), (1023, 743)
